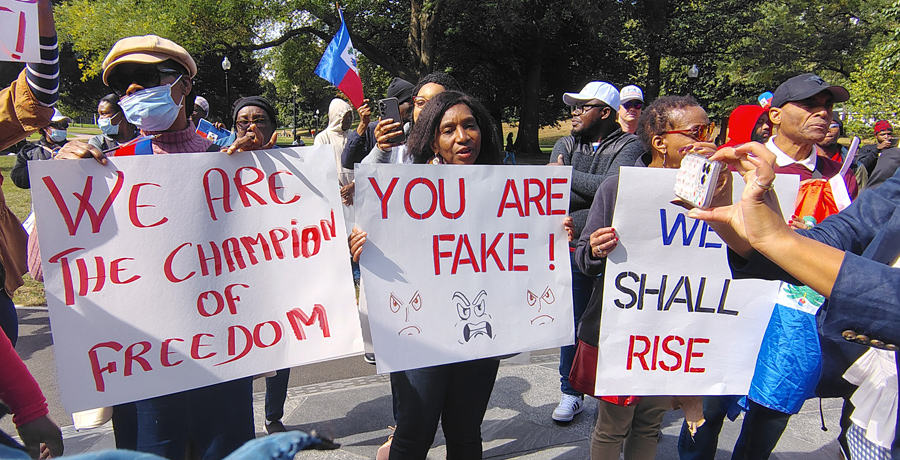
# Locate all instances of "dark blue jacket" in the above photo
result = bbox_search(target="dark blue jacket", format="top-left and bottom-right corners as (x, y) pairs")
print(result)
(341, 121), (377, 170)
(731, 167), (900, 459)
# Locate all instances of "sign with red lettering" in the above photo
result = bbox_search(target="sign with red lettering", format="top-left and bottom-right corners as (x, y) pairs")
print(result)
(29, 147), (363, 413)
(0, 0), (39, 63)
(355, 164), (573, 373)
(596, 167), (799, 395)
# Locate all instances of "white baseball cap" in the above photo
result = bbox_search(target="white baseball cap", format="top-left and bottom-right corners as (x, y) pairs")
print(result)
(563, 81), (620, 110)
(50, 108), (71, 123)
(194, 96), (209, 113)
(619, 85), (644, 104)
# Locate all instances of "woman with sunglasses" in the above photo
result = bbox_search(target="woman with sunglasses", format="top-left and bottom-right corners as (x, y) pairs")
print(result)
(572, 95), (717, 460)
(350, 91), (506, 460)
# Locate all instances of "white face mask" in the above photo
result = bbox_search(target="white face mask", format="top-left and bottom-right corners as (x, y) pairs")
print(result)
(48, 128), (68, 143)
(98, 117), (120, 136)
(119, 76), (185, 132)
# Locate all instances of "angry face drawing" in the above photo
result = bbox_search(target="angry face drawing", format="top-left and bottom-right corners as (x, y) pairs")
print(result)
(527, 286), (556, 326)
(390, 291), (423, 336)
(453, 290), (493, 343)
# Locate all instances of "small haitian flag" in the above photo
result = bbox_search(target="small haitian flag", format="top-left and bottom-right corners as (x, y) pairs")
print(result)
(108, 135), (155, 156)
(314, 8), (364, 108)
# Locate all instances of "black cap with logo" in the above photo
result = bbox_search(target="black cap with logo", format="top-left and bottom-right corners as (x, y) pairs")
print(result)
(771, 73), (849, 108)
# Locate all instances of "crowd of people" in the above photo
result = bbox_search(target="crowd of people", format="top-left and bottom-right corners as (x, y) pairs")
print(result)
(1, 3), (899, 460)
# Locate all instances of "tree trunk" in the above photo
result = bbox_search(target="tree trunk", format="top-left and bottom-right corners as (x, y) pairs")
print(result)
(409, 0), (444, 78)
(639, 0), (668, 102)
(516, 40), (544, 157)
(646, 48), (661, 101)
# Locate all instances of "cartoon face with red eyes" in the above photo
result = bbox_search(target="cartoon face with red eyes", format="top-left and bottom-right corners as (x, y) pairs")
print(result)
(527, 286), (556, 326)
(453, 290), (493, 344)
(390, 291), (423, 336)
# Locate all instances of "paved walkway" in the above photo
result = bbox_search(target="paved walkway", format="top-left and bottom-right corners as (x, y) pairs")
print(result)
(52, 353), (844, 459)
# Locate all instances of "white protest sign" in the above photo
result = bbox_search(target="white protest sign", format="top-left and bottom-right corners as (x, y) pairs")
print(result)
(0, 0), (39, 63)
(355, 164), (573, 374)
(596, 167), (799, 396)
(29, 147), (363, 413)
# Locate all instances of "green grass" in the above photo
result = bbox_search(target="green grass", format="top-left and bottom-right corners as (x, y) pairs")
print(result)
(0, 156), (45, 306)
(0, 156), (31, 222)
(68, 126), (101, 135)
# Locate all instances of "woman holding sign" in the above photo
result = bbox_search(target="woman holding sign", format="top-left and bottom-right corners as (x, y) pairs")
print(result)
(350, 91), (504, 460)
(572, 95), (718, 460)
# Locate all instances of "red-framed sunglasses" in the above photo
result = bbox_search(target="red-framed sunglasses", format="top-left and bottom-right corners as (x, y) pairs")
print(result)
(662, 123), (716, 142)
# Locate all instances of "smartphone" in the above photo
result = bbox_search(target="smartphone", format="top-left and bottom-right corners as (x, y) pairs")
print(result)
(674, 153), (724, 209)
(195, 118), (231, 143)
(378, 97), (406, 144)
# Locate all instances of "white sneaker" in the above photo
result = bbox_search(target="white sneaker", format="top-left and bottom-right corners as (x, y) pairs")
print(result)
(552, 394), (583, 422)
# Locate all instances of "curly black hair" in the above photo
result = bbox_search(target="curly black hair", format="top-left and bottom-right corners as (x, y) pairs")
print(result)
(636, 95), (700, 152)
(406, 91), (502, 165)
(412, 72), (462, 97)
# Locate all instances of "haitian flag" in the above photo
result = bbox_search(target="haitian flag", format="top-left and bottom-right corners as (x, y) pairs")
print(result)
(314, 9), (364, 108)
(109, 135), (154, 156)
(743, 283), (824, 414)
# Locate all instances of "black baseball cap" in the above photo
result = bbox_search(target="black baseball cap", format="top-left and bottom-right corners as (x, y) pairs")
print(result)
(771, 73), (849, 108)
(386, 77), (414, 105)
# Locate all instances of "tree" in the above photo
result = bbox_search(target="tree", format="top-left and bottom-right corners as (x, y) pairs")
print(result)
(844, 0), (900, 136)
(437, 0), (633, 155)
(50, 0), (894, 146)
(693, 0), (886, 118)
(619, 0), (764, 117)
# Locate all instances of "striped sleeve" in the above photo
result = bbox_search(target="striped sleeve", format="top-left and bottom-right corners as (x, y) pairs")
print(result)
(25, 34), (59, 107)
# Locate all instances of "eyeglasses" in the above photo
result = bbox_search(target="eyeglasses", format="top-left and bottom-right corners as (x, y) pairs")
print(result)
(622, 101), (643, 110)
(662, 123), (716, 142)
(572, 104), (607, 115)
(108, 66), (183, 95)
(413, 96), (431, 108)
(235, 118), (271, 130)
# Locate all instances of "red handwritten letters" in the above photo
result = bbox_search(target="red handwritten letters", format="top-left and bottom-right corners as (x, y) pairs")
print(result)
(368, 176), (570, 276)
(32, 155), (356, 407)
(87, 304), (331, 392)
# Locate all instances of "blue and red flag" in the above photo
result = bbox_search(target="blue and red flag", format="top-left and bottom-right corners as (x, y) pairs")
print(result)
(314, 9), (364, 108)
(107, 135), (155, 157)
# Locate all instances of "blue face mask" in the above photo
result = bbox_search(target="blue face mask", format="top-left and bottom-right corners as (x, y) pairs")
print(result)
(48, 128), (67, 143)
(119, 76), (185, 132)
(98, 117), (120, 136)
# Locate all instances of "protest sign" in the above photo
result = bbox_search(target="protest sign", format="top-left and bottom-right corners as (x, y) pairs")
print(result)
(29, 147), (362, 413)
(596, 167), (799, 396)
(355, 164), (573, 374)
(0, 0), (39, 63)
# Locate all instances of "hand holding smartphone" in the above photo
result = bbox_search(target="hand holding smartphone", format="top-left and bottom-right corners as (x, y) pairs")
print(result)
(377, 97), (406, 144)
(674, 153), (724, 209)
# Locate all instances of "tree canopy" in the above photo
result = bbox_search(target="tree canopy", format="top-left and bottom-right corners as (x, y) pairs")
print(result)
(9, 0), (892, 145)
